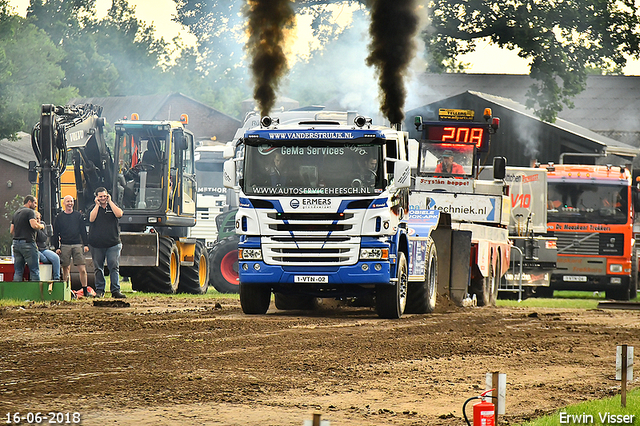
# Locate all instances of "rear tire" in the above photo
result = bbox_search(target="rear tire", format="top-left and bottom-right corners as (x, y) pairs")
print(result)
(178, 241), (209, 294)
(209, 236), (239, 293)
(475, 252), (498, 307)
(240, 282), (271, 314)
(406, 240), (437, 314)
(376, 252), (408, 319)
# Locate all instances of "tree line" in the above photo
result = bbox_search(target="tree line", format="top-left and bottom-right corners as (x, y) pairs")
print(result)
(1, 0), (639, 141)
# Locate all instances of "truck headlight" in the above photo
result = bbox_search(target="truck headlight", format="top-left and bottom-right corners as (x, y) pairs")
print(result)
(360, 248), (389, 260)
(609, 264), (623, 273)
(240, 248), (262, 260)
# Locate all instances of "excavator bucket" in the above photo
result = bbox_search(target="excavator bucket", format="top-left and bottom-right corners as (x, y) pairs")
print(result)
(120, 232), (159, 267)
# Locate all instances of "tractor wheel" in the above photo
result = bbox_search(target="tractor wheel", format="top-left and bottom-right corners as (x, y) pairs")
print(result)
(133, 237), (180, 294)
(178, 241), (209, 294)
(405, 240), (438, 314)
(376, 252), (408, 319)
(209, 236), (239, 293)
(239, 282), (271, 314)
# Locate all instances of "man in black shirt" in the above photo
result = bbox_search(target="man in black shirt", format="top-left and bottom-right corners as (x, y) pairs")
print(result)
(88, 187), (124, 298)
(10, 195), (45, 281)
(54, 195), (91, 296)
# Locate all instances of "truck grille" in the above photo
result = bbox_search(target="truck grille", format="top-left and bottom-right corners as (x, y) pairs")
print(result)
(554, 232), (624, 256)
(262, 236), (360, 266)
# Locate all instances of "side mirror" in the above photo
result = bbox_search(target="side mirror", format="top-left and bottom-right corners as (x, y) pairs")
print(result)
(493, 156), (506, 180)
(28, 161), (37, 184)
(393, 160), (411, 189)
(223, 159), (236, 188)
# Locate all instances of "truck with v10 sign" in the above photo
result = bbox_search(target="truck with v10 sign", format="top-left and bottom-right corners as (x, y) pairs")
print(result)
(409, 108), (511, 306)
(223, 112), (450, 318)
(478, 166), (557, 299)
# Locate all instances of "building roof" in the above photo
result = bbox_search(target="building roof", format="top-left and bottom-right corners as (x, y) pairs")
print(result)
(410, 73), (640, 133)
(469, 91), (640, 158)
(68, 93), (240, 123)
(405, 90), (639, 166)
(0, 132), (35, 169)
(68, 92), (242, 142)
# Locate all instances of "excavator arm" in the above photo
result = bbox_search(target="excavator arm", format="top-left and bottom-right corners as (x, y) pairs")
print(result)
(29, 104), (112, 232)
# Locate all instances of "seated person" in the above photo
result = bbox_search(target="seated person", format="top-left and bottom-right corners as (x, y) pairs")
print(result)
(356, 155), (378, 187)
(35, 213), (61, 281)
(141, 147), (163, 187)
(268, 152), (290, 187)
(434, 150), (464, 174)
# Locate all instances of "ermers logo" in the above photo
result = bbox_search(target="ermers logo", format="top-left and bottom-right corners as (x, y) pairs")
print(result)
(290, 199), (300, 209)
(301, 198), (332, 209)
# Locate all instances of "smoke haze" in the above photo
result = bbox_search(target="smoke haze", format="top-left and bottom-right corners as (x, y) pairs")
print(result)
(244, 0), (296, 118)
(366, 0), (419, 124)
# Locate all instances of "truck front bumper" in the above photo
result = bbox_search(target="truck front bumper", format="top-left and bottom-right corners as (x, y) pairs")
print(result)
(238, 261), (391, 287)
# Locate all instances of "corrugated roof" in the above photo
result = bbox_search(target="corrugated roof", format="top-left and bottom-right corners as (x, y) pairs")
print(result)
(409, 74), (640, 133)
(470, 91), (639, 158)
(0, 132), (36, 169)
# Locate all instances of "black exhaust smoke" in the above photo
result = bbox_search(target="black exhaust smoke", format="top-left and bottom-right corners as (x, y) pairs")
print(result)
(366, 0), (419, 125)
(244, 0), (295, 118)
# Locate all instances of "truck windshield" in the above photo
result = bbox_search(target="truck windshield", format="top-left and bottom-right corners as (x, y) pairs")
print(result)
(418, 142), (474, 176)
(243, 143), (384, 196)
(195, 149), (225, 196)
(547, 182), (629, 224)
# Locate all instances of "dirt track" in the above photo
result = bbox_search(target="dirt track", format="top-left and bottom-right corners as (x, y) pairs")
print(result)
(1, 296), (639, 426)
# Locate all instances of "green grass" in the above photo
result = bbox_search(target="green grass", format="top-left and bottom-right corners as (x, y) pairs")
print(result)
(116, 279), (240, 300)
(498, 290), (638, 309)
(519, 388), (640, 426)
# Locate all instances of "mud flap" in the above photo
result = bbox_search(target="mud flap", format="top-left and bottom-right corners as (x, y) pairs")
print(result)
(120, 232), (159, 267)
(432, 227), (471, 306)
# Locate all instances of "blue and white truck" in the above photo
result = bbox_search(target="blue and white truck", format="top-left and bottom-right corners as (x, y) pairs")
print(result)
(222, 112), (444, 318)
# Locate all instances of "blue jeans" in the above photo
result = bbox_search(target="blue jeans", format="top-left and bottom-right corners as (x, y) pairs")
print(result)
(12, 240), (40, 281)
(92, 244), (122, 294)
(39, 250), (61, 280)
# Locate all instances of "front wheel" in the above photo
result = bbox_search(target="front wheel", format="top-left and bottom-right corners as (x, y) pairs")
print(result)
(240, 282), (271, 314)
(406, 240), (437, 314)
(178, 241), (209, 294)
(376, 252), (408, 319)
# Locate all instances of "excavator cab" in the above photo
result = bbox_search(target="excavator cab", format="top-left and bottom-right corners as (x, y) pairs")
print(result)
(112, 118), (197, 235)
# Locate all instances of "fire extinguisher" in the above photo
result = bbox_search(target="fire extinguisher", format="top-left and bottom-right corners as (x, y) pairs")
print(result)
(463, 389), (496, 426)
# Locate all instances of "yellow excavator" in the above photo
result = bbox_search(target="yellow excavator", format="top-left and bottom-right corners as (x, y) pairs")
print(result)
(30, 104), (209, 294)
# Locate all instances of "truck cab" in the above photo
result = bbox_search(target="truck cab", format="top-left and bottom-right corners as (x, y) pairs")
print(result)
(224, 113), (415, 318)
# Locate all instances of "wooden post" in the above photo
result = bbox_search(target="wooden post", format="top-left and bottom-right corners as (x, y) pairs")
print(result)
(621, 345), (627, 408)
(492, 371), (500, 425)
(312, 412), (321, 426)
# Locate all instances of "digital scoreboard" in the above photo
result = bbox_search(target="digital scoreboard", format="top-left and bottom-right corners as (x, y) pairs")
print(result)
(423, 122), (490, 152)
